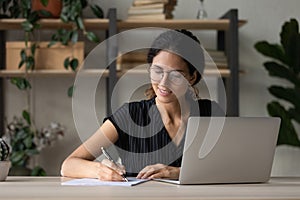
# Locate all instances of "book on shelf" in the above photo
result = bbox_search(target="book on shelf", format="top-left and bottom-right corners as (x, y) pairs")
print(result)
(129, 3), (164, 9)
(128, 7), (164, 15)
(127, 0), (177, 20)
(133, 0), (168, 6)
(207, 50), (227, 63)
(127, 13), (166, 20)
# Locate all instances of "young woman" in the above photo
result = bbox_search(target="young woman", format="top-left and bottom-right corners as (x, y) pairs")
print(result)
(61, 29), (224, 181)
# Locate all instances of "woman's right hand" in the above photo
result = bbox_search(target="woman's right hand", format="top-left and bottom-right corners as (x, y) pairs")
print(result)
(96, 159), (126, 181)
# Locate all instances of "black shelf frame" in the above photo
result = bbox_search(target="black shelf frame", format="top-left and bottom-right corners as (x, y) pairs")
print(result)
(0, 9), (241, 136)
(217, 9), (239, 116)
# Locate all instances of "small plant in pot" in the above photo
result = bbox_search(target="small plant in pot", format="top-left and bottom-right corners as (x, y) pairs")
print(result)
(0, 138), (10, 181)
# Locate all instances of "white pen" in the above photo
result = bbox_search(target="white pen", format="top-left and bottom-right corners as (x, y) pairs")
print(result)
(101, 147), (128, 182)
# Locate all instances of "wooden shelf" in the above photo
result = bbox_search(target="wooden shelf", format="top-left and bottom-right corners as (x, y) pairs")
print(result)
(0, 69), (106, 77)
(0, 18), (247, 31)
(0, 68), (233, 78)
(0, 18), (110, 30)
(117, 19), (247, 30)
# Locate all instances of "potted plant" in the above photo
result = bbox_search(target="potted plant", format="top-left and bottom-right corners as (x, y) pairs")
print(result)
(4, 111), (64, 176)
(254, 18), (300, 147)
(0, 138), (10, 181)
(32, 0), (62, 18)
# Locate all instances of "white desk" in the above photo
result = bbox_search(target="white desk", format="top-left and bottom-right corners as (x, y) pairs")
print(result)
(0, 176), (300, 200)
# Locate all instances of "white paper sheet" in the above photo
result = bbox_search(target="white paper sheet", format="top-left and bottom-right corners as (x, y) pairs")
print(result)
(61, 177), (149, 187)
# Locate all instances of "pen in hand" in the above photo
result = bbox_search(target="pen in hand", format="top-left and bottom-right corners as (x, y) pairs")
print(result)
(101, 147), (128, 182)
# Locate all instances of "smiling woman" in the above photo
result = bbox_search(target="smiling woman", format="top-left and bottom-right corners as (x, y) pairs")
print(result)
(60, 29), (224, 181)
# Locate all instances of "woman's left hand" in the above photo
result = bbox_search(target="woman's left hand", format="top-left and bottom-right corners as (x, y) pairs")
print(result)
(136, 164), (180, 179)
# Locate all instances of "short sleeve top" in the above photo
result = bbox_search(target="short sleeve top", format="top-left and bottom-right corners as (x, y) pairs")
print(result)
(104, 97), (224, 176)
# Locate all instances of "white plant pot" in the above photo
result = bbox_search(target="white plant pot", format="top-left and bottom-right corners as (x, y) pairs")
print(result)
(0, 161), (11, 181)
(271, 145), (300, 176)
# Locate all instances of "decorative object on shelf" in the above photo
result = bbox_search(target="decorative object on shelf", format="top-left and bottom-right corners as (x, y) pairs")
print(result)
(0, 138), (10, 181)
(6, 41), (84, 70)
(127, 0), (177, 20)
(4, 111), (64, 176)
(196, 0), (207, 19)
(254, 18), (300, 147)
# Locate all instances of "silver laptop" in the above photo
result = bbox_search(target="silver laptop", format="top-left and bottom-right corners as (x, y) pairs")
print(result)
(157, 117), (281, 185)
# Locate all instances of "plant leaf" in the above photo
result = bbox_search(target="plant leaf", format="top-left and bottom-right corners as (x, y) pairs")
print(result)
(38, 9), (52, 17)
(75, 16), (84, 30)
(70, 58), (79, 71)
(71, 31), (79, 44)
(31, 166), (47, 176)
(20, 49), (27, 61)
(280, 18), (299, 51)
(10, 151), (26, 166)
(26, 56), (35, 70)
(21, 20), (33, 32)
(280, 19), (300, 74)
(254, 41), (287, 65)
(264, 61), (300, 87)
(268, 86), (300, 110)
(90, 4), (104, 18)
(30, 43), (37, 55)
(267, 101), (300, 147)
(40, 0), (49, 7)
(47, 40), (57, 47)
(22, 110), (31, 125)
(86, 31), (99, 43)
(10, 77), (32, 90)
(64, 57), (70, 70)
(68, 85), (74, 97)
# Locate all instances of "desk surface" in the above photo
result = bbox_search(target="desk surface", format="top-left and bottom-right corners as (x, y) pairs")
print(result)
(0, 176), (300, 200)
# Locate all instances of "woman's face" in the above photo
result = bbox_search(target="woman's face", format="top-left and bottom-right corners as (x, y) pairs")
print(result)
(150, 50), (196, 104)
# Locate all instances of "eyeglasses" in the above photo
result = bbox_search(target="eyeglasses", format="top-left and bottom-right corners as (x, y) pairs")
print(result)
(148, 66), (187, 85)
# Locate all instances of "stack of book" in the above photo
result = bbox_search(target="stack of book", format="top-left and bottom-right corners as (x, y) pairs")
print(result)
(127, 0), (177, 20)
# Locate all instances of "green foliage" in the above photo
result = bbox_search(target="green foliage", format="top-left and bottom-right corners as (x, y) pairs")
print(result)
(10, 77), (32, 90)
(31, 166), (47, 176)
(67, 85), (74, 97)
(5, 111), (48, 176)
(0, 0), (20, 18)
(6, 112), (39, 167)
(48, 0), (103, 97)
(0, 138), (10, 161)
(254, 18), (300, 147)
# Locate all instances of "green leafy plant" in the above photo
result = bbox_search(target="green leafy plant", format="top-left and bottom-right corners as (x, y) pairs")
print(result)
(254, 18), (300, 147)
(5, 110), (64, 176)
(9, 0), (51, 90)
(49, 0), (103, 97)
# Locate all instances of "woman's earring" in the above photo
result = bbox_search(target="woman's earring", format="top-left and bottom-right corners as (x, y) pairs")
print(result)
(189, 86), (200, 100)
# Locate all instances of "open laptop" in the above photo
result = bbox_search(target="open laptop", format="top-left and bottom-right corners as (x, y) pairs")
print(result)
(156, 117), (281, 185)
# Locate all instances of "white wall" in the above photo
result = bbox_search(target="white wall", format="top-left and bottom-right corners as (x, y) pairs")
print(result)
(4, 0), (300, 175)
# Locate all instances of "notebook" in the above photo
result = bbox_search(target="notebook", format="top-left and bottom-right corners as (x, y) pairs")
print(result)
(62, 177), (149, 186)
(156, 117), (281, 185)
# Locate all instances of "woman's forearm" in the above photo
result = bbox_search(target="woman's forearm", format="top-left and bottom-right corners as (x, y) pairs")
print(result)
(61, 157), (100, 179)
